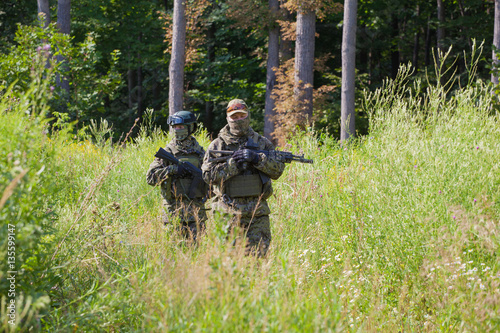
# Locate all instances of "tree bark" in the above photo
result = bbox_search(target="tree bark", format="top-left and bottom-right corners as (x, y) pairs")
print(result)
(341, 0), (357, 142)
(264, 0), (280, 142)
(205, 21), (216, 133)
(56, 0), (71, 97)
(425, 15), (431, 67)
(457, 0), (472, 49)
(412, 5), (420, 72)
(152, 68), (161, 109)
(137, 66), (143, 118)
(57, 0), (70, 34)
(294, 7), (315, 124)
(437, 0), (445, 54)
(492, 0), (500, 84)
(279, 1), (293, 62)
(37, 0), (50, 28)
(391, 14), (399, 79)
(168, 0), (187, 115)
(128, 67), (136, 109)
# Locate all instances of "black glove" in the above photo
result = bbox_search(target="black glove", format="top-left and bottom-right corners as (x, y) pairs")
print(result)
(176, 163), (189, 178)
(232, 149), (260, 165)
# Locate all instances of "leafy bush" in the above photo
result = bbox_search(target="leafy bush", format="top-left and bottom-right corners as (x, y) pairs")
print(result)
(0, 72), (65, 331)
(2, 41), (500, 331)
(0, 21), (122, 127)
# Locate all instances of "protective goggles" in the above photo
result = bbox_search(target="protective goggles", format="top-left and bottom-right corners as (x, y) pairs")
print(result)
(167, 115), (184, 125)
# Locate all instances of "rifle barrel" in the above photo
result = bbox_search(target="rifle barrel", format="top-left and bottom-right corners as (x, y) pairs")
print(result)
(209, 150), (233, 155)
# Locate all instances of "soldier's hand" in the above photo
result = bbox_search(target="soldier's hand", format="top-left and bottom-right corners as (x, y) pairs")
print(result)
(243, 149), (260, 164)
(233, 149), (259, 165)
(176, 163), (189, 178)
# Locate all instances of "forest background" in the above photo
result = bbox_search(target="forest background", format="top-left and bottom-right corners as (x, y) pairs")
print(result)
(2, 0), (498, 141)
(2, 0), (500, 331)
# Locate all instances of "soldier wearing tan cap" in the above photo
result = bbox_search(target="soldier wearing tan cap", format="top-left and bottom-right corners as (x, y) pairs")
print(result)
(202, 99), (285, 257)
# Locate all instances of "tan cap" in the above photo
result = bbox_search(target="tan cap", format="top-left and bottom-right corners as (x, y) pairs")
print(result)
(226, 99), (248, 117)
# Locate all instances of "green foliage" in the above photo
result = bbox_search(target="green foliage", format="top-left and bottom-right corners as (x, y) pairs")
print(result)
(0, 22), (122, 127)
(65, 34), (122, 121)
(314, 71), (371, 138)
(1, 59), (493, 331)
(0, 0), (37, 52)
(0, 23), (70, 93)
(0, 72), (66, 331)
(70, 0), (168, 133)
(3, 3), (500, 330)
(183, 2), (269, 133)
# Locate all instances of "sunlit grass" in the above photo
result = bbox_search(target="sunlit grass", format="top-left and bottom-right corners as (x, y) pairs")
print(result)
(3, 65), (499, 331)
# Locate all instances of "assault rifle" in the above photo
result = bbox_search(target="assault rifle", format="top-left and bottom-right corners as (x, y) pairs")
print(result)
(207, 138), (314, 164)
(154, 147), (204, 199)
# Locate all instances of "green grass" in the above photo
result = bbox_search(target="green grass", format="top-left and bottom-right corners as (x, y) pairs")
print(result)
(2, 65), (500, 331)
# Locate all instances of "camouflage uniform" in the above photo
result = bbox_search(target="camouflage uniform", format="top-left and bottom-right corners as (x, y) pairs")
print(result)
(146, 136), (207, 239)
(202, 125), (285, 256)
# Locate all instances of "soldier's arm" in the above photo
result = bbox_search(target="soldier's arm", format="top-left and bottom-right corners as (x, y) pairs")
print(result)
(201, 140), (239, 184)
(146, 157), (178, 186)
(253, 138), (285, 180)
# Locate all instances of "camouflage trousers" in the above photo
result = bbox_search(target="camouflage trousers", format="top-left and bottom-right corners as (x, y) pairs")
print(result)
(211, 197), (272, 257)
(227, 214), (271, 257)
(162, 199), (207, 242)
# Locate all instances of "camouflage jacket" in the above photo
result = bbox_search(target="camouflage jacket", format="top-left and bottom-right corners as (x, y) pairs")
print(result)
(146, 137), (206, 222)
(201, 125), (285, 218)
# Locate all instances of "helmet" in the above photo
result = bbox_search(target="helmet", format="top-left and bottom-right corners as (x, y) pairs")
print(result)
(168, 111), (198, 140)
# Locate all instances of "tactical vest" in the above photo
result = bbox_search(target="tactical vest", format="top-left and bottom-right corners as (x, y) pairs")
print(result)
(222, 133), (271, 198)
(224, 173), (263, 197)
(172, 154), (206, 199)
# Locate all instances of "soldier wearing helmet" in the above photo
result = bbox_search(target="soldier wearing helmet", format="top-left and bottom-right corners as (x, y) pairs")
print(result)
(201, 99), (285, 257)
(146, 110), (207, 240)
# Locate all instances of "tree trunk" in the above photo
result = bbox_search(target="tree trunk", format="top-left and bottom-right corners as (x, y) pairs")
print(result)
(391, 14), (399, 79)
(294, 7), (315, 124)
(341, 0), (357, 142)
(37, 0), (50, 28)
(425, 15), (431, 67)
(457, 0), (472, 49)
(492, 0), (500, 84)
(168, 0), (187, 115)
(137, 66), (143, 118)
(279, 1), (293, 62)
(57, 0), (70, 34)
(264, 0), (280, 142)
(128, 67), (136, 109)
(437, 0), (445, 54)
(152, 67), (161, 110)
(205, 21), (216, 133)
(137, 34), (143, 119)
(56, 0), (71, 98)
(412, 5), (420, 72)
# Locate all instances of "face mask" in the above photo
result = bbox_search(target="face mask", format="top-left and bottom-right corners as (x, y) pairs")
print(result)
(227, 115), (250, 137)
(173, 127), (189, 141)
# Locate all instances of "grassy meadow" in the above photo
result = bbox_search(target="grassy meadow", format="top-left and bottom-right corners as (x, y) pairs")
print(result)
(1, 66), (500, 332)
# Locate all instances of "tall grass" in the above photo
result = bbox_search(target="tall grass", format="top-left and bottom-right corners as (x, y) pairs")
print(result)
(2, 58), (500, 331)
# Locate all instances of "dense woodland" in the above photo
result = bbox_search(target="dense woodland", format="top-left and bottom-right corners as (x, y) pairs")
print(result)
(1, 0), (499, 141)
(2, 1), (500, 331)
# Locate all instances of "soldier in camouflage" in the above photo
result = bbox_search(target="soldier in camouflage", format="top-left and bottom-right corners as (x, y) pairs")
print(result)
(146, 111), (207, 240)
(202, 99), (285, 257)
